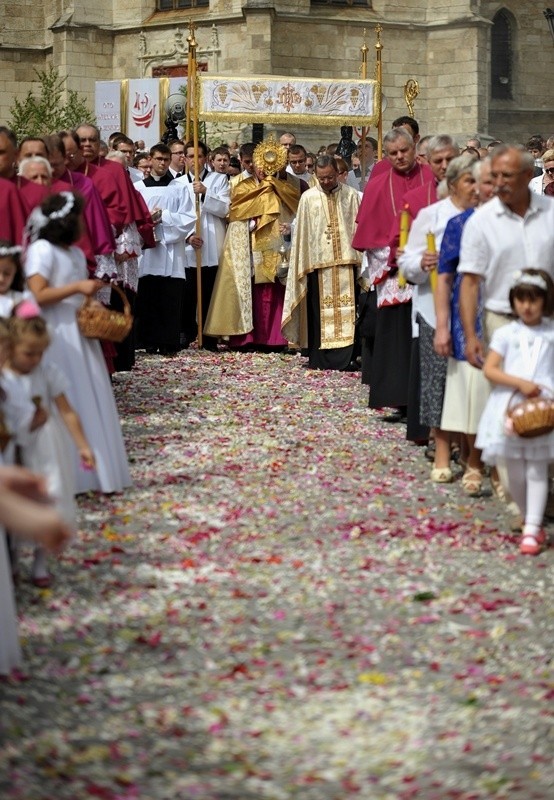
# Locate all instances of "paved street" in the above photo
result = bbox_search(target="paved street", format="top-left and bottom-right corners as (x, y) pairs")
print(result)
(1, 349), (552, 799)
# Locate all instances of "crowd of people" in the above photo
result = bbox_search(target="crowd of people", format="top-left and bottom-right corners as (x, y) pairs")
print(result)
(0, 117), (553, 677)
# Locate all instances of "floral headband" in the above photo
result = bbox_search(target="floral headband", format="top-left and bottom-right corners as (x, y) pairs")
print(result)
(0, 245), (22, 258)
(511, 271), (548, 292)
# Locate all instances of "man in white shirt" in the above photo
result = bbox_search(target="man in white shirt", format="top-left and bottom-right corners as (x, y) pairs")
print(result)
(459, 144), (554, 367)
(175, 140), (231, 349)
(459, 144), (554, 523)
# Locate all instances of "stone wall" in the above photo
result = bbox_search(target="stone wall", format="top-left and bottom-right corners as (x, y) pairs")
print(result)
(1, 0), (553, 145)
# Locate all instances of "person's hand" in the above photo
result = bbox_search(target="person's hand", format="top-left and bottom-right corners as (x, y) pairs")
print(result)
(151, 207), (163, 224)
(192, 181), (206, 195)
(518, 380), (541, 398)
(188, 235), (203, 249)
(30, 406), (49, 431)
(465, 334), (484, 368)
(0, 465), (47, 502)
(79, 447), (96, 470)
(420, 250), (438, 273)
(279, 223), (291, 236)
(433, 326), (452, 357)
(79, 279), (105, 297)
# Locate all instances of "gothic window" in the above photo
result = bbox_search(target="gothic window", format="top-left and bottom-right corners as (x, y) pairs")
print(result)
(311, 0), (371, 7)
(491, 10), (514, 100)
(157, 0), (209, 10)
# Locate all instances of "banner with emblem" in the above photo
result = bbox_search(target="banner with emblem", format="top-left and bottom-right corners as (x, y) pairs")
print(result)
(197, 75), (379, 127)
(126, 79), (161, 144)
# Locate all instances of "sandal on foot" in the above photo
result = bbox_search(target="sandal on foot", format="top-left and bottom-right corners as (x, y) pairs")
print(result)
(461, 467), (482, 497)
(430, 466), (453, 483)
(31, 575), (52, 589)
(519, 529), (546, 556)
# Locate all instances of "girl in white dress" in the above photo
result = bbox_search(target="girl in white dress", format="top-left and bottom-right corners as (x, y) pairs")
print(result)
(0, 463), (71, 676)
(476, 269), (554, 555)
(0, 241), (33, 318)
(4, 313), (95, 587)
(0, 320), (50, 677)
(23, 192), (132, 494)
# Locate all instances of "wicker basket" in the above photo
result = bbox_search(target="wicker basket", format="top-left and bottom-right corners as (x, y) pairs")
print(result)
(77, 284), (133, 343)
(506, 387), (554, 438)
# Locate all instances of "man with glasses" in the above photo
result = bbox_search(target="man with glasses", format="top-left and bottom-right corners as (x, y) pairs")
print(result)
(168, 139), (186, 179)
(282, 155), (361, 370)
(286, 144), (317, 187)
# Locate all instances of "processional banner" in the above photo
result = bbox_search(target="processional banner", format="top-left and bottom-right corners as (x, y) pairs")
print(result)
(198, 76), (379, 127)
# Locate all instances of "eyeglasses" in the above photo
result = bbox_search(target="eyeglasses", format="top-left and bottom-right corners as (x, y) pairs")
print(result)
(544, 167), (554, 176)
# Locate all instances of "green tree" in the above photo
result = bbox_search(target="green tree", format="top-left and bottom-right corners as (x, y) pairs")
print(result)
(7, 66), (95, 140)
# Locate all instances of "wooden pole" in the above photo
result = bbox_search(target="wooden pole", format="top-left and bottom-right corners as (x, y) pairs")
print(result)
(188, 24), (204, 349)
(375, 23), (383, 161)
(185, 20), (194, 145)
(359, 30), (369, 191)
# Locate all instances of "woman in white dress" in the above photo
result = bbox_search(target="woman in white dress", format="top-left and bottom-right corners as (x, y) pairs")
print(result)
(24, 192), (132, 494)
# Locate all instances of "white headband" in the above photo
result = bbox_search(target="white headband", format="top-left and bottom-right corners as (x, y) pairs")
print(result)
(0, 245), (22, 257)
(512, 271), (548, 292)
(24, 192), (76, 245)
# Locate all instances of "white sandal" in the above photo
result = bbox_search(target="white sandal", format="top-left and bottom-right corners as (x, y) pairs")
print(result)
(430, 466), (453, 483)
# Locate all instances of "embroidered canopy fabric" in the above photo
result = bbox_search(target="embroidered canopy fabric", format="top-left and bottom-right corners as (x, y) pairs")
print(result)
(198, 75), (379, 126)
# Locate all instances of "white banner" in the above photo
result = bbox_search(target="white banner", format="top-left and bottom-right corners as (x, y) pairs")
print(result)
(95, 81), (122, 143)
(127, 79), (162, 146)
(198, 75), (379, 127)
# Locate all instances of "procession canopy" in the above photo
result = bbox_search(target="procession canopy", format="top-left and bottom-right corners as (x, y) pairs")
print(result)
(197, 75), (379, 127)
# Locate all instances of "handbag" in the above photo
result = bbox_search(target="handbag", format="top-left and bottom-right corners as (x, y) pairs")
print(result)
(505, 386), (554, 438)
(77, 283), (133, 343)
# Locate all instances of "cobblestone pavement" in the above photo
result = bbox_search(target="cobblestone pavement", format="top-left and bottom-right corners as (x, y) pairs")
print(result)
(1, 349), (552, 800)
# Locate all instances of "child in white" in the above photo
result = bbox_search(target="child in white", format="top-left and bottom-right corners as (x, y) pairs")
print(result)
(0, 241), (34, 318)
(0, 319), (44, 676)
(476, 269), (554, 555)
(23, 191), (131, 493)
(4, 311), (95, 586)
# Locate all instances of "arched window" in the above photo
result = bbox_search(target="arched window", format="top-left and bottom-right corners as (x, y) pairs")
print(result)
(491, 10), (514, 100)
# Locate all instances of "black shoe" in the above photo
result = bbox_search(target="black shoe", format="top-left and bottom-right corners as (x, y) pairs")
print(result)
(341, 360), (361, 372)
(382, 411), (406, 423)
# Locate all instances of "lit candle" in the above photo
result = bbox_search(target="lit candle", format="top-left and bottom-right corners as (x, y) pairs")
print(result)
(427, 231), (437, 292)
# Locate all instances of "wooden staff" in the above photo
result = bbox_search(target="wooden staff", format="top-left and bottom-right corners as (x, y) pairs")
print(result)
(188, 24), (204, 348)
(185, 20), (195, 145)
(359, 30), (369, 191)
(375, 23), (383, 161)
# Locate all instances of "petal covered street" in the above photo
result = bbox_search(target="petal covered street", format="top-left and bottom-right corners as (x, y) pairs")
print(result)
(1, 349), (552, 799)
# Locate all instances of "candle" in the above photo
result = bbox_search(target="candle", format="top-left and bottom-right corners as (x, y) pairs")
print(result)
(426, 231), (437, 292)
(398, 205), (410, 288)
(399, 205), (410, 249)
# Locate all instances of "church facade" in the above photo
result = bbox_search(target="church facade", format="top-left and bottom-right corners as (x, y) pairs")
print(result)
(0, 0), (552, 145)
